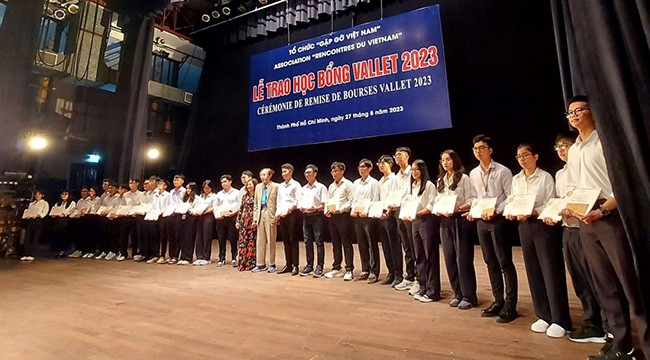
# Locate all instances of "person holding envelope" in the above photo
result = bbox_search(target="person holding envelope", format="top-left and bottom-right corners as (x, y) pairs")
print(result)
(192, 179), (217, 266)
(177, 182), (198, 265)
(467, 134), (518, 323)
(508, 144), (571, 338)
(21, 190), (49, 261)
(406, 159), (440, 303)
(49, 189), (76, 258)
(350, 159), (381, 284)
(562, 95), (648, 360)
(298, 164), (328, 277)
(435, 149), (477, 310)
(214, 174), (240, 267)
(323, 162), (354, 279)
(376, 154), (402, 287)
(276, 163), (303, 276)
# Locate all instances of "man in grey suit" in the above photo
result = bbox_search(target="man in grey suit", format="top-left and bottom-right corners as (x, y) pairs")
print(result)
(252, 168), (279, 273)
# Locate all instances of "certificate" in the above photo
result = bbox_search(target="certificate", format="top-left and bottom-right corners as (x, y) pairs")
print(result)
(115, 205), (132, 217)
(213, 206), (230, 219)
(174, 203), (191, 214)
(432, 194), (458, 215)
(398, 200), (419, 221)
(352, 198), (371, 216)
(326, 199), (340, 214)
(192, 202), (210, 216)
(96, 206), (109, 216)
(162, 205), (175, 218)
(144, 210), (161, 221)
(276, 203), (291, 217)
(22, 207), (38, 219)
(129, 203), (151, 216)
(503, 194), (536, 217)
(565, 188), (600, 216)
(368, 201), (385, 218)
(384, 191), (402, 208)
(469, 197), (497, 218)
(49, 206), (64, 217)
(537, 198), (566, 223)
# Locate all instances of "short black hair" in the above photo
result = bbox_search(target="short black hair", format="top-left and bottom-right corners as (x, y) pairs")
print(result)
(358, 158), (373, 169)
(148, 175), (161, 182)
(220, 174), (232, 182)
(159, 179), (170, 187)
(395, 146), (411, 157)
(174, 174), (185, 180)
(241, 170), (253, 178)
(472, 134), (492, 147)
(305, 164), (318, 173)
(567, 95), (589, 106)
(118, 184), (129, 190)
(331, 162), (346, 171)
(281, 163), (294, 172)
(555, 131), (577, 144)
(129, 178), (140, 184)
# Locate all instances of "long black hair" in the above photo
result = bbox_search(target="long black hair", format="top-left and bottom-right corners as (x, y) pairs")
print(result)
(56, 190), (73, 208)
(184, 182), (197, 203)
(410, 159), (430, 196)
(437, 150), (465, 193)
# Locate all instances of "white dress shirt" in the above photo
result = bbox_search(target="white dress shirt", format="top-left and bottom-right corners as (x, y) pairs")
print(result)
(409, 180), (436, 214)
(566, 130), (614, 200)
(469, 160), (513, 214)
(351, 175), (380, 204)
(30, 199), (50, 218)
(511, 167), (556, 215)
(298, 181), (328, 212)
(391, 165), (412, 206)
(277, 178), (302, 212)
(328, 177), (353, 212)
(215, 188), (241, 216)
(439, 173), (474, 210)
(50, 201), (76, 217)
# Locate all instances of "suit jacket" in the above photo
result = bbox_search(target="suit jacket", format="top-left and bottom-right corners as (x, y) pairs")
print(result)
(253, 181), (279, 224)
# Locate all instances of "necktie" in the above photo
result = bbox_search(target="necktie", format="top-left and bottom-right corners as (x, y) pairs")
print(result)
(261, 186), (268, 206)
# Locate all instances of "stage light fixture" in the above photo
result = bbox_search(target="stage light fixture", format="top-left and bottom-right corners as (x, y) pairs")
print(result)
(220, 0), (231, 4)
(201, 13), (211, 22)
(53, 8), (67, 20)
(211, 9), (221, 19)
(147, 147), (161, 160)
(259, 0), (268, 4)
(222, 6), (231, 15)
(27, 135), (48, 151)
(238, 0), (255, 12)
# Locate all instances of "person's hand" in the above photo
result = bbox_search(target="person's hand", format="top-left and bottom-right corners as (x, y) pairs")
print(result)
(516, 215), (529, 221)
(579, 209), (604, 224)
(464, 213), (474, 221)
(543, 217), (558, 226)
(235, 222), (241, 230)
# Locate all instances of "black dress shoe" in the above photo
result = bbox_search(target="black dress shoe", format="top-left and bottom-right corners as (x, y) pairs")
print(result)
(277, 265), (291, 274)
(291, 266), (299, 276)
(481, 302), (504, 317)
(496, 306), (518, 323)
(381, 275), (395, 285)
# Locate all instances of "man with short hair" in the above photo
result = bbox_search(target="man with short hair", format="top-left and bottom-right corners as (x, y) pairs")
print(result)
(376, 155), (402, 287)
(391, 147), (417, 291)
(350, 158), (381, 283)
(324, 162), (355, 280)
(276, 163), (303, 275)
(561, 96), (649, 360)
(298, 164), (328, 276)
(214, 174), (240, 267)
(252, 168), (279, 273)
(164, 174), (186, 264)
(467, 134), (518, 324)
(149, 179), (170, 264)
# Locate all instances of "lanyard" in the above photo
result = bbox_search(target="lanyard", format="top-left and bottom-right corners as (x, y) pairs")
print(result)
(480, 167), (492, 194)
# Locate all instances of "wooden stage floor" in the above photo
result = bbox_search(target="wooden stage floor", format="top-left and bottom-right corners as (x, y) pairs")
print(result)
(0, 243), (601, 359)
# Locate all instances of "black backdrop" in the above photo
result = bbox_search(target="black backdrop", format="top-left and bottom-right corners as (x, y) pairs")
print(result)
(180, 0), (567, 186)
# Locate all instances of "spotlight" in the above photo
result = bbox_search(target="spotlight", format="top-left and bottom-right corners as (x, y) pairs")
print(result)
(211, 9), (221, 19)
(67, 4), (79, 14)
(27, 135), (48, 151)
(201, 13), (211, 22)
(53, 8), (67, 20)
(147, 147), (161, 160)
(238, 0), (255, 12)
(222, 6), (231, 15)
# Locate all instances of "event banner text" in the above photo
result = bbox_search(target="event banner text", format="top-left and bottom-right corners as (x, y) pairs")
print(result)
(248, 5), (451, 151)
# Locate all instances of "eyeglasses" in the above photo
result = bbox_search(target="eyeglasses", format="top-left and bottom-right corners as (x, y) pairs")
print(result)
(515, 153), (533, 160)
(472, 146), (490, 152)
(565, 107), (590, 118)
(553, 144), (569, 151)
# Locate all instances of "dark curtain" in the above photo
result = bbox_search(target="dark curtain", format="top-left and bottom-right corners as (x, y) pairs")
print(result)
(0, 0), (44, 171)
(116, 16), (154, 182)
(551, 0), (650, 306)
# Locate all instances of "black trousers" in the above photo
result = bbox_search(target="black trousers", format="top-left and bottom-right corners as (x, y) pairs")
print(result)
(195, 214), (214, 261)
(354, 216), (380, 275)
(395, 211), (416, 281)
(563, 226), (604, 331)
(278, 210), (302, 268)
(440, 214), (477, 303)
(476, 217), (518, 308)
(84, 215), (100, 254)
(180, 214), (197, 262)
(122, 216), (136, 257)
(216, 215), (238, 261)
(412, 214), (441, 298)
(135, 216), (146, 256)
(143, 219), (160, 259)
(69, 217), (83, 252)
(303, 212), (325, 267)
(24, 217), (44, 257)
(519, 219), (571, 330)
(329, 212), (355, 271)
(99, 217), (118, 253)
(580, 212), (650, 356)
(50, 217), (70, 252)
(378, 214), (402, 280)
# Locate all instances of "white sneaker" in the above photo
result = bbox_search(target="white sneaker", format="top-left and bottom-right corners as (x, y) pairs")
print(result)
(546, 323), (567, 338)
(343, 270), (354, 281)
(177, 260), (190, 265)
(105, 252), (116, 261)
(146, 257), (159, 264)
(200, 259), (209, 266)
(531, 319), (550, 333)
(68, 250), (82, 258)
(116, 255), (126, 261)
(408, 282), (421, 296)
(394, 279), (414, 291)
(324, 269), (340, 279)
(192, 259), (202, 266)
(133, 255), (144, 262)
(83, 253), (93, 258)
(20, 256), (27, 261)
(95, 252), (107, 260)
(25, 256), (35, 261)
(156, 257), (167, 264)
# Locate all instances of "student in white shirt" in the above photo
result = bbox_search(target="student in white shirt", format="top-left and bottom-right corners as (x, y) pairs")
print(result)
(436, 150), (477, 310)
(467, 134), (518, 323)
(391, 146), (417, 291)
(50, 190), (76, 258)
(123, 178), (143, 260)
(350, 159), (381, 283)
(406, 160), (440, 303)
(561, 96), (649, 360)
(97, 182), (121, 260)
(178, 182), (199, 265)
(192, 179), (216, 266)
(376, 155), (402, 287)
(544, 132), (606, 343)
(68, 187), (90, 258)
(298, 164), (328, 276)
(214, 174), (240, 267)
(81, 186), (101, 258)
(324, 161), (354, 280)
(276, 163), (303, 275)
(508, 144), (571, 338)
(21, 190), (49, 261)
(164, 175), (186, 264)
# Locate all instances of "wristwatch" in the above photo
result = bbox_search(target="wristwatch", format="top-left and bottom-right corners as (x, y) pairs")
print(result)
(598, 205), (611, 217)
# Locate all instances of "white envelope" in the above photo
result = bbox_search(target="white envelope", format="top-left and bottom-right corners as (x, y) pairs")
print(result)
(174, 202), (191, 214)
(352, 198), (371, 216)
(144, 210), (161, 221)
(503, 194), (536, 217)
(537, 198), (566, 223)
(432, 194), (458, 215)
(398, 200), (419, 220)
(116, 205), (133, 217)
(469, 197), (497, 218)
(368, 201), (385, 218)
(565, 188), (601, 216)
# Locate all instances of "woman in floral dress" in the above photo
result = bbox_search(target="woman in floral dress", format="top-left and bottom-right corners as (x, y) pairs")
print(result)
(236, 178), (258, 271)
